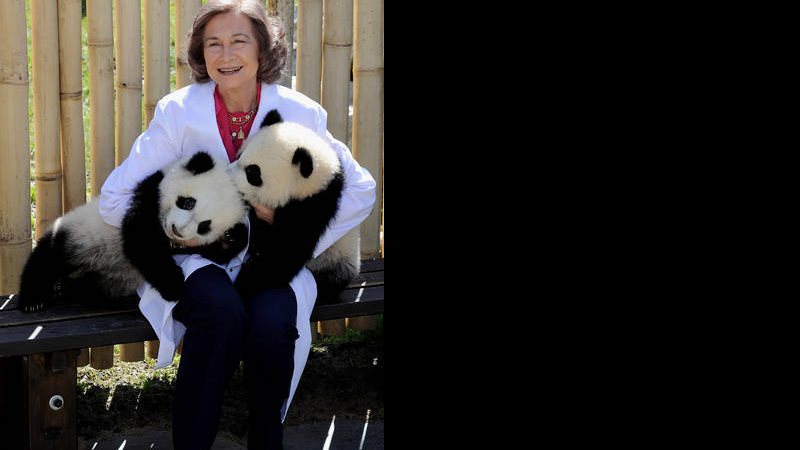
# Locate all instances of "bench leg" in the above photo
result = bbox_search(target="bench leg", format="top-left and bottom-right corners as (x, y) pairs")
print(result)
(24, 351), (79, 450)
(0, 356), (25, 448)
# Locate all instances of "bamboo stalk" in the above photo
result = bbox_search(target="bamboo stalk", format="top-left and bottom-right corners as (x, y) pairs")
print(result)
(90, 345), (114, 370)
(318, 319), (345, 337)
(268, 0), (295, 88)
(319, 0), (354, 335)
(115, 0), (145, 362)
(296, 0), (323, 101)
(58, 0), (87, 213)
(142, 0), (170, 358)
(87, 0), (115, 197)
(321, 0), (353, 143)
(0, 0), (31, 295)
(114, 0), (143, 165)
(144, 0), (170, 125)
(146, 340), (160, 359)
(175, 0), (201, 89)
(352, 0), (383, 259)
(120, 342), (144, 362)
(31, 0), (63, 240)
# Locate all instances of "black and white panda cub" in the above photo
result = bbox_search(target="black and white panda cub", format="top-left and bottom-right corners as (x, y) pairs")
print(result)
(17, 151), (248, 312)
(231, 110), (360, 303)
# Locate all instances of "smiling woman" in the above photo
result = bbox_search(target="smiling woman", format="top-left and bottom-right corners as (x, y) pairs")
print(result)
(202, 12), (260, 110)
(95, 0), (377, 448)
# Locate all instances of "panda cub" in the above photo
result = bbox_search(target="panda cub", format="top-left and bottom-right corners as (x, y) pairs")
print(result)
(17, 151), (248, 312)
(231, 110), (360, 303)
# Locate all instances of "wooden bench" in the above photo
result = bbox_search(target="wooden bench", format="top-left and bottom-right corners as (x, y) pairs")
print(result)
(0, 258), (383, 450)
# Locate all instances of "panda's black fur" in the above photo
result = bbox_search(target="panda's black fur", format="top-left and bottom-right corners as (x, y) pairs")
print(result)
(17, 151), (248, 312)
(232, 110), (358, 303)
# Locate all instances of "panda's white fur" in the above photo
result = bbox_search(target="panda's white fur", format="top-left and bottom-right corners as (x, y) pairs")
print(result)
(48, 201), (144, 296)
(231, 110), (359, 303)
(235, 121), (342, 208)
(159, 154), (246, 245)
(17, 151), (247, 312)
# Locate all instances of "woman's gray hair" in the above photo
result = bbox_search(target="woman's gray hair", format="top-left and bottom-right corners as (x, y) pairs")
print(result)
(186, 0), (287, 84)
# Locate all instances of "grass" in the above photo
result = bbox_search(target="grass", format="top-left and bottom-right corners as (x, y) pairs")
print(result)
(76, 318), (384, 443)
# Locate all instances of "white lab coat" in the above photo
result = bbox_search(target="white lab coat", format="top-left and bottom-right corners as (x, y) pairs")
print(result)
(98, 81), (376, 419)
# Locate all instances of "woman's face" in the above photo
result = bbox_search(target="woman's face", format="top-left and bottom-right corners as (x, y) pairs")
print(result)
(203, 11), (260, 96)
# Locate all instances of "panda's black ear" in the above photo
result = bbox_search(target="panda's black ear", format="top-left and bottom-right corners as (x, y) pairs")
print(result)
(260, 109), (283, 128)
(185, 151), (215, 175)
(292, 148), (314, 178)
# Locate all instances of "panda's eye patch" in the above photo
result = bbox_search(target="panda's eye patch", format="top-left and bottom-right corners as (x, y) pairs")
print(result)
(176, 196), (196, 210)
(245, 165), (262, 187)
(197, 220), (212, 235)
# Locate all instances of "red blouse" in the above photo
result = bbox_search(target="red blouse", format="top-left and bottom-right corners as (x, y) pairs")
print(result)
(214, 85), (262, 162)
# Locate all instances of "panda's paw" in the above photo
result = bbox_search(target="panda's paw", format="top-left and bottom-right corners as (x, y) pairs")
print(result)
(18, 295), (47, 313)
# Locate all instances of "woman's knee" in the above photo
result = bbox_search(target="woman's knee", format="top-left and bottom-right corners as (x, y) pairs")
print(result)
(247, 287), (299, 346)
(174, 265), (245, 330)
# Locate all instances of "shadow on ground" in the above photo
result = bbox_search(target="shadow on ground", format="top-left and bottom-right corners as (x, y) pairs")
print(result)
(76, 328), (383, 447)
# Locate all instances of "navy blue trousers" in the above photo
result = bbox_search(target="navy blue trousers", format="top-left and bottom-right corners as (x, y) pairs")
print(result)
(171, 265), (299, 450)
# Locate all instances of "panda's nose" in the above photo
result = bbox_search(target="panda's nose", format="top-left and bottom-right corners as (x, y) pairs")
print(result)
(172, 224), (184, 238)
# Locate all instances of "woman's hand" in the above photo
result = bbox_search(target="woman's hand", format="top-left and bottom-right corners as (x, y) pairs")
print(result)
(252, 203), (275, 224)
(182, 238), (201, 247)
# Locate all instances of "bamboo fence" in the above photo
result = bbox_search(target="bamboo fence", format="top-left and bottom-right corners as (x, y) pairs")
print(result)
(58, 0), (87, 213)
(31, 0), (63, 240)
(318, 0), (354, 336)
(87, 0), (115, 197)
(0, 0), (31, 296)
(296, 0), (323, 101)
(0, 0), (385, 367)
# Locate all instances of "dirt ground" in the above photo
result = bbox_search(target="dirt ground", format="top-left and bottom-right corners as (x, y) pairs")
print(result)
(76, 327), (384, 444)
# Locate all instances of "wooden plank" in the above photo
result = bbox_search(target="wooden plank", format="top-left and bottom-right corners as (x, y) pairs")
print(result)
(0, 312), (156, 357)
(311, 286), (384, 321)
(0, 267), (382, 315)
(0, 265), (384, 356)
(25, 351), (78, 449)
(359, 258), (384, 273)
(0, 301), (140, 328)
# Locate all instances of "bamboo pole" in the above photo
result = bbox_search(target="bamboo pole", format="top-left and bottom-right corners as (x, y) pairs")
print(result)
(347, 0), (382, 330)
(268, 0), (295, 88)
(352, 0), (382, 259)
(175, 0), (201, 89)
(90, 345), (114, 370)
(144, 0), (170, 125)
(114, 0), (143, 165)
(58, 0), (87, 213)
(296, 0), (323, 101)
(298, 0), (324, 334)
(31, 0), (63, 240)
(143, 0), (170, 359)
(0, 0), (31, 295)
(115, 0), (145, 362)
(320, 0), (353, 143)
(318, 0), (353, 336)
(87, 0), (115, 197)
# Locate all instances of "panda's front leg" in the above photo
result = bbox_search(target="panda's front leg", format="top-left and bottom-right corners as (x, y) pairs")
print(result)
(17, 229), (63, 312)
(142, 262), (185, 302)
(122, 170), (185, 302)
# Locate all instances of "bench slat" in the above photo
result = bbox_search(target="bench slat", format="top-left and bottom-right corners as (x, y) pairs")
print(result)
(0, 301), (140, 328)
(0, 267), (383, 313)
(359, 258), (384, 273)
(0, 311), (156, 357)
(311, 286), (384, 321)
